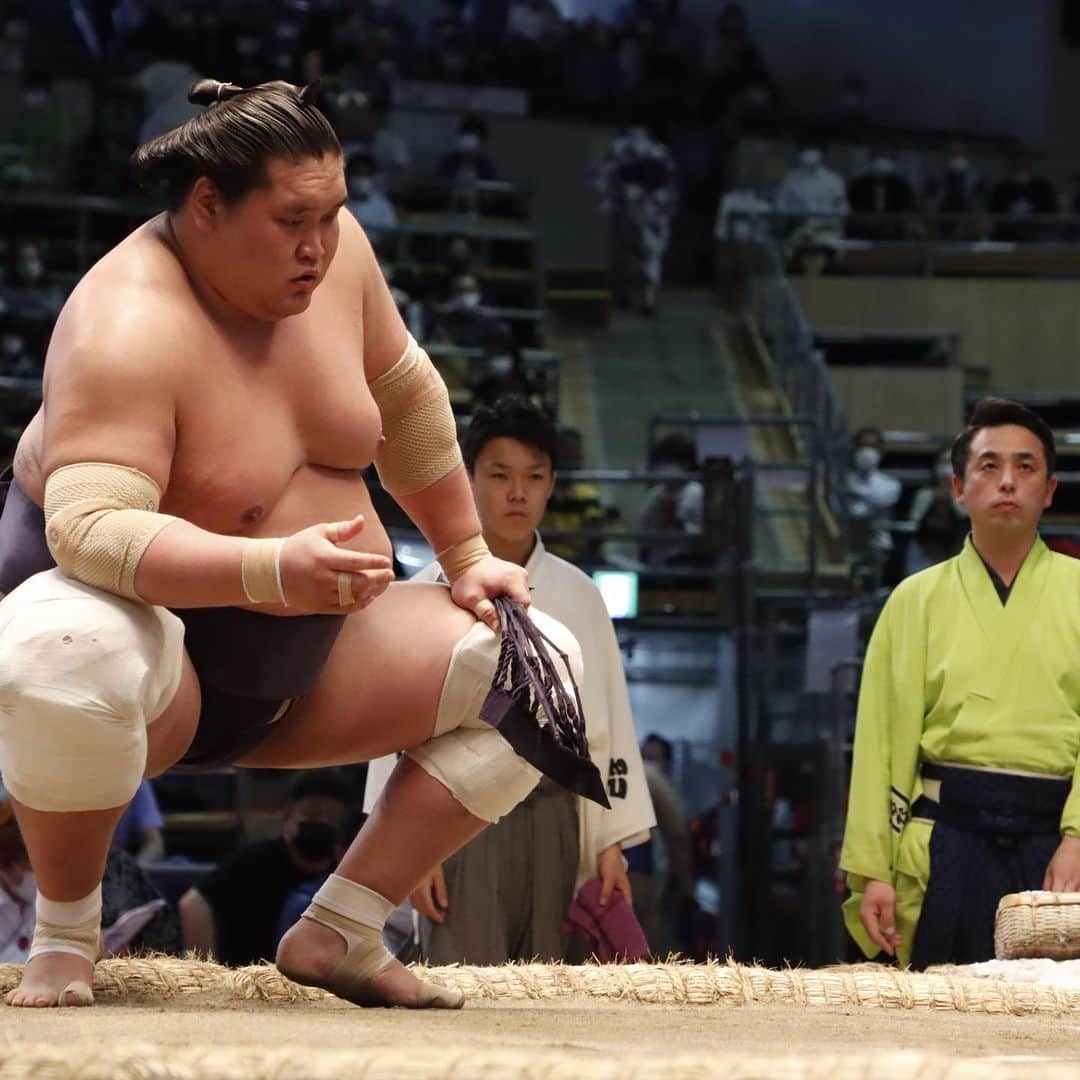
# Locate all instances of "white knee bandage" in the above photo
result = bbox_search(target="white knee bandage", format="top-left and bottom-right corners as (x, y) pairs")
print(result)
(0, 569), (185, 812)
(407, 607), (584, 823)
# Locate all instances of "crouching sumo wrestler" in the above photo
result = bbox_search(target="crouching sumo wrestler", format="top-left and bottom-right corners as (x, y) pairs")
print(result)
(0, 78), (604, 1010)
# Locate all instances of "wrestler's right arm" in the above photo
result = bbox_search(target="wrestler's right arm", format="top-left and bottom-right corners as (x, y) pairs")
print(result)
(41, 298), (391, 612)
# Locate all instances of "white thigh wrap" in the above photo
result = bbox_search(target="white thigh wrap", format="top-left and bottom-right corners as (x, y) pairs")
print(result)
(0, 568), (185, 812)
(407, 606), (584, 823)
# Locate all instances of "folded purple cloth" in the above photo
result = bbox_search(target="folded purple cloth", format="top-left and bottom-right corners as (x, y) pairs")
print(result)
(561, 876), (650, 962)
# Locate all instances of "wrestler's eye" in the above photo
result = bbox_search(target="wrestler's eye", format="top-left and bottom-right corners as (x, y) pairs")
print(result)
(280, 218), (304, 228)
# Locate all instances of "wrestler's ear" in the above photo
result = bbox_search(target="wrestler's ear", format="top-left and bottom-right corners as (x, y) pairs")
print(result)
(189, 176), (224, 233)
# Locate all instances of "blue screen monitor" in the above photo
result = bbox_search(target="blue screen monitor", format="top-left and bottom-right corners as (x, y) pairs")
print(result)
(591, 570), (639, 620)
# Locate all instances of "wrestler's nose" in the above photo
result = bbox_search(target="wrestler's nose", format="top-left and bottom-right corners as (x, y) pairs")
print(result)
(297, 232), (324, 263)
(509, 479), (526, 502)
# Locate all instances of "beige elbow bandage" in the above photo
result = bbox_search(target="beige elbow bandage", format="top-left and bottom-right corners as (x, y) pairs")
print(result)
(369, 335), (463, 497)
(44, 462), (180, 601)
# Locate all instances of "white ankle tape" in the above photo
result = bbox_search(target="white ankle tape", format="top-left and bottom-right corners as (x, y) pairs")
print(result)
(301, 875), (394, 982)
(29, 885), (102, 964)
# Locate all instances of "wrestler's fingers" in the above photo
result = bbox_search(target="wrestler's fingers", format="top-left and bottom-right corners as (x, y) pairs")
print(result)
(329, 550), (393, 573)
(323, 514), (366, 545)
(473, 597), (500, 633)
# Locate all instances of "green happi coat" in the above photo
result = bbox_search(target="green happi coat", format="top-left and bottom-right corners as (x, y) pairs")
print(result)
(839, 536), (1080, 965)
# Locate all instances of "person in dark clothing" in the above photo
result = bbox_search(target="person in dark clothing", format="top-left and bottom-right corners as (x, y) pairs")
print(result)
(847, 149), (917, 241)
(989, 157), (1059, 241)
(178, 770), (351, 967)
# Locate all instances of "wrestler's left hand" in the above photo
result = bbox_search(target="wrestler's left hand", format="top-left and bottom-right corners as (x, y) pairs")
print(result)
(1043, 835), (1080, 892)
(597, 843), (632, 907)
(450, 556), (530, 633)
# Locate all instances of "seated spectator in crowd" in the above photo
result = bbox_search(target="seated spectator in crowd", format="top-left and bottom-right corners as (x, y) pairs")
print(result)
(12, 72), (77, 189)
(833, 74), (869, 131)
(903, 447), (968, 576)
(929, 142), (985, 238)
(0, 782), (180, 960)
(701, 3), (774, 120)
(508, 0), (563, 43)
(178, 770), (351, 967)
(593, 123), (678, 315)
(379, 258), (425, 341)
(0, 12), (28, 75)
(639, 433), (705, 566)
(429, 21), (479, 84)
(989, 155), (1059, 241)
(627, 734), (696, 958)
(846, 148), (917, 241)
(1, 241), (67, 322)
(348, 100), (412, 193)
(468, 344), (546, 411)
(845, 426), (901, 578)
(543, 427), (618, 563)
(430, 272), (514, 353)
(440, 114), (497, 185)
(0, 324), (40, 379)
(274, 805), (368, 951)
(775, 141), (848, 268)
(132, 51), (203, 144)
(565, 20), (622, 117)
(345, 152), (398, 246)
(111, 779), (166, 866)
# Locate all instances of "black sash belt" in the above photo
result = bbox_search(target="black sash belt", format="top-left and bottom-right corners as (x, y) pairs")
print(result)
(909, 762), (1068, 970)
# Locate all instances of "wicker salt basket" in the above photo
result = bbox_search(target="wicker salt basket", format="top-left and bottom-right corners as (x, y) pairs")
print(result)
(995, 891), (1080, 960)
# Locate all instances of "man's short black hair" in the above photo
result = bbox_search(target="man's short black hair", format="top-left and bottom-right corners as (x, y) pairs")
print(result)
(649, 433), (697, 470)
(642, 733), (673, 765)
(287, 768), (352, 808)
(951, 397), (1056, 478)
(462, 395), (558, 473)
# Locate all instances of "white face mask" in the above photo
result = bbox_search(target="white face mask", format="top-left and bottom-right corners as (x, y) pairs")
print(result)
(2, 334), (23, 357)
(854, 446), (881, 472)
(457, 132), (481, 153)
(936, 465), (954, 482)
(872, 156), (896, 175)
(17, 259), (42, 282)
(948, 155), (968, 172)
(349, 177), (374, 198)
(799, 148), (823, 169)
(455, 291), (481, 310)
(488, 354), (513, 377)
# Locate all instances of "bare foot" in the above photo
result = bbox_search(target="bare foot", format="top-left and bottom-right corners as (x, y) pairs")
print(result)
(276, 919), (463, 1009)
(6, 953), (94, 1008)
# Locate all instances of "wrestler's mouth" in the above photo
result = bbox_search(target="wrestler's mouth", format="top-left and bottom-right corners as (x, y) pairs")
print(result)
(290, 271), (319, 289)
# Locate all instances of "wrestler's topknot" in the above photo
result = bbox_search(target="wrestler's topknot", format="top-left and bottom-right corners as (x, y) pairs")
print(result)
(131, 78), (340, 211)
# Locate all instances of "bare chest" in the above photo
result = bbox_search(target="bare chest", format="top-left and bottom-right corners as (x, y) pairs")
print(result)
(165, 317), (381, 534)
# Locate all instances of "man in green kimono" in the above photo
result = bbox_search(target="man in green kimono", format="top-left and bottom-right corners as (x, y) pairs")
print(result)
(840, 397), (1080, 968)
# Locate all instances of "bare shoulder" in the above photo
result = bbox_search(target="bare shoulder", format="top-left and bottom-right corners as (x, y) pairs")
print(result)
(41, 220), (196, 488)
(332, 209), (408, 381)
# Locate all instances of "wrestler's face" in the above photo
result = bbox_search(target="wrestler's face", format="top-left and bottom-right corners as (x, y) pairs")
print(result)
(471, 437), (556, 549)
(209, 154), (348, 321)
(954, 424), (1056, 535)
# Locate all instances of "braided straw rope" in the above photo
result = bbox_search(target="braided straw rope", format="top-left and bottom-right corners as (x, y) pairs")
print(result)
(1, 1044), (1080, 1080)
(0, 957), (1078, 1015)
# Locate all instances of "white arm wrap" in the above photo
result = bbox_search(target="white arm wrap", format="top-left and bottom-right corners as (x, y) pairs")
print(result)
(43, 462), (180, 601)
(369, 335), (463, 497)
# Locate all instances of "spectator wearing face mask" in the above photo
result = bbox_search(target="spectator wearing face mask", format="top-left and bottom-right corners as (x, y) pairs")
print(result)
(639, 433), (705, 566)
(345, 152), (398, 246)
(903, 448), (969, 576)
(774, 141), (847, 266)
(0, 325), (38, 378)
(1, 242), (65, 322)
(847, 148), (917, 241)
(846, 427), (901, 568)
(430, 272), (514, 354)
(132, 51), (203, 144)
(178, 770), (352, 967)
(989, 155), (1060, 242)
(928, 142), (984, 239)
(440, 114), (497, 183)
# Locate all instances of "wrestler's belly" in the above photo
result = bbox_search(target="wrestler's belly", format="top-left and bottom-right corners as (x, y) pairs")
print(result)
(11, 425), (395, 617)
